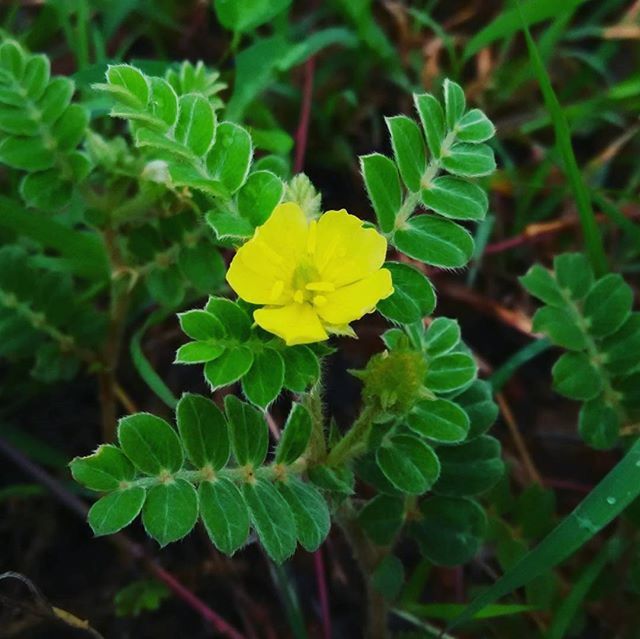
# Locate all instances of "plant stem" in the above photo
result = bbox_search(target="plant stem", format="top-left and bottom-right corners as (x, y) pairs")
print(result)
(326, 404), (378, 467)
(337, 505), (390, 639)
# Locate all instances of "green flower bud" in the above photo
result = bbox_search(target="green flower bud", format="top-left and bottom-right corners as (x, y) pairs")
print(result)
(285, 173), (322, 220)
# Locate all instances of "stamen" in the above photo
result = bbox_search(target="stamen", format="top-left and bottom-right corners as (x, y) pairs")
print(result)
(313, 295), (327, 307)
(293, 290), (305, 304)
(305, 281), (335, 292)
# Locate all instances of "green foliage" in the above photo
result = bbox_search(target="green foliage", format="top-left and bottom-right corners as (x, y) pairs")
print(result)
(71, 398), (330, 561)
(176, 296), (320, 407)
(0, 246), (104, 381)
(361, 79), (496, 278)
(521, 253), (639, 449)
(0, 38), (91, 210)
(114, 579), (170, 618)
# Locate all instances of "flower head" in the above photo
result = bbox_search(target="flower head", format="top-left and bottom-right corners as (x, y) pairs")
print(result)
(227, 203), (393, 346)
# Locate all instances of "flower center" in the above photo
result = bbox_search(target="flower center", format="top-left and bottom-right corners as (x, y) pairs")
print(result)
(291, 260), (335, 306)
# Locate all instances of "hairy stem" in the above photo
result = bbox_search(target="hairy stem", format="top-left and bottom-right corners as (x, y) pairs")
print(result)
(326, 403), (378, 467)
(337, 504), (390, 639)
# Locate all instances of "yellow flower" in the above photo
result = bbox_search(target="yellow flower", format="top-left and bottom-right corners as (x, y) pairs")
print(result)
(227, 202), (394, 346)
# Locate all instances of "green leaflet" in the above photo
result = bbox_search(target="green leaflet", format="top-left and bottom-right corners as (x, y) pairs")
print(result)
(118, 413), (184, 475)
(412, 496), (487, 566)
(89, 488), (146, 536)
(376, 435), (440, 495)
(176, 393), (229, 470)
(360, 153), (402, 233)
(278, 477), (330, 552)
(70, 445), (134, 491)
(242, 347), (285, 408)
(394, 216), (474, 268)
(275, 403), (313, 465)
(199, 479), (249, 555)
(243, 479), (297, 563)
(225, 395), (269, 467)
(142, 479), (199, 546)
(377, 262), (436, 324)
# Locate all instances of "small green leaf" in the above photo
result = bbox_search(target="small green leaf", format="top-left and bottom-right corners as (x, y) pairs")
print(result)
(0, 136), (55, 171)
(174, 94), (216, 157)
(424, 317), (460, 357)
(89, 487), (146, 536)
(206, 121), (252, 193)
(455, 108), (495, 143)
(520, 264), (564, 307)
(242, 348), (285, 408)
(386, 115), (427, 192)
(412, 496), (486, 566)
(281, 345), (320, 392)
(176, 393), (229, 470)
(307, 465), (354, 495)
(579, 398), (619, 450)
(204, 347), (254, 389)
(278, 477), (330, 552)
(199, 479), (249, 555)
(118, 413), (184, 475)
(532, 306), (586, 350)
(553, 253), (593, 300)
(276, 403), (312, 464)
(213, 0), (292, 33)
(360, 153), (402, 234)
(52, 103), (88, 151)
(224, 395), (268, 466)
(602, 314), (640, 375)
(372, 555), (405, 599)
(205, 296), (252, 341)
(394, 215), (474, 268)
(421, 176), (488, 221)
(243, 479), (297, 563)
(376, 435), (440, 495)
(425, 352), (476, 393)
(178, 243), (225, 294)
(142, 479), (199, 546)
(552, 352), (602, 400)
(206, 211), (254, 242)
(443, 79), (466, 129)
(407, 399), (470, 443)
(442, 143), (496, 177)
(147, 267), (184, 308)
(39, 76), (74, 124)
(237, 170), (284, 226)
(175, 341), (224, 364)
(106, 64), (149, 108)
(454, 380), (498, 439)
(178, 309), (223, 341)
(70, 445), (134, 491)
(434, 435), (504, 497)
(149, 77), (178, 128)
(583, 274), (633, 338)
(414, 93), (445, 158)
(377, 262), (435, 324)
(358, 494), (404, 545)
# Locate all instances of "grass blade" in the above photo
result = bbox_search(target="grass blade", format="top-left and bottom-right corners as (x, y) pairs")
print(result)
(490, 338), (551, 392)
(449, 438), (640, 630)
(546, 540), (622, 639)
(518, 1), (608, 276)
(131, 308), (178, 409)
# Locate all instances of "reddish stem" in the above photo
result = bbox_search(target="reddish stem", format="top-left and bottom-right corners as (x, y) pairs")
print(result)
(294, 57), (316, 174)
(0, 436), (246, 639)
(313, 547), (332, 639)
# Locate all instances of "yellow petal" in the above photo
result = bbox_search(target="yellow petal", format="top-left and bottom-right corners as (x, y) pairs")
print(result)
(316, 268), (393, 325)
(313, 209), (387, 287)
(254, 303), (328, 346)
(226, 202), (308, 305)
